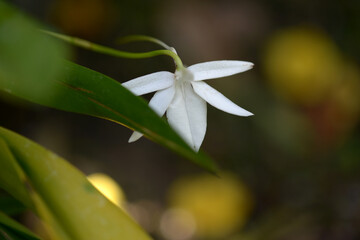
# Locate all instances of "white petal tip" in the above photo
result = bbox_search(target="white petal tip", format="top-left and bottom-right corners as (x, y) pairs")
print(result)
(239, 111), (254, 117)
(242, 62), (254, 71)
(128, 132), (143, 143)
(193, 145), (200, 152)
(233, 110), (254, 117)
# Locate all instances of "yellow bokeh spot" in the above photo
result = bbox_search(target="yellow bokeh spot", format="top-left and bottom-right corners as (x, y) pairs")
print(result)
(87, 173), (125, 208)
(168, 173), (253, 238)
(264, 27), (343, 106)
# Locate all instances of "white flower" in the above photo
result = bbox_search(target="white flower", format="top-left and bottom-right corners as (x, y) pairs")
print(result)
(122, 60), (254, 151)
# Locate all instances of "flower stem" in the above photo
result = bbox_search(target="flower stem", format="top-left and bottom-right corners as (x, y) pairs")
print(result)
(116, 35), (172, 50)
(42, 30), (184, 70)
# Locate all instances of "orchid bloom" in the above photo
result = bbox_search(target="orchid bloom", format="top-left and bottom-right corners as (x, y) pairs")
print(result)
(43, 31), (253, 151)
(122, 55), (254, 151)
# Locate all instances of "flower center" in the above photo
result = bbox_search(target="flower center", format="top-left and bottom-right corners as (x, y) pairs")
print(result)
(175, 68), (194, 83)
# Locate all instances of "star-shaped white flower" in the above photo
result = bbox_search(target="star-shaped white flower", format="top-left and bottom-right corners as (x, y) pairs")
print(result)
(122, 60), (254, 151)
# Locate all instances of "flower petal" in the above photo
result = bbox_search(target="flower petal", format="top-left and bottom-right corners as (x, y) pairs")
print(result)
(167, 82), (207, 151)
(128, 86), (176, 142)
(188, 60), (254, 81)
(128, 131), (143, 143)
(192, 81), (253, 116)
(148, 85), (176, 115)
(122, 71), (174, 96)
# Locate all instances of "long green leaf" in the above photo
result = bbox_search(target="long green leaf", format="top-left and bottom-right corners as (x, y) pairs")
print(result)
(0, 139), (32, 209)
(0, 194), (26, 216)
(0, 212), (41, 240)
(0, 127), (152, 240)
(0, 1), (68, 103)
(0, 225), (33, 240)
(0, 2), (216, 172)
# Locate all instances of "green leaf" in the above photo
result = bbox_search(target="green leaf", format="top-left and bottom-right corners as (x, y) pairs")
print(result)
(0, 127), (152, 240)
(0, 2), (68, 103)
(0, 139), (32, 209)
(0, 225), (30, 240)
(0, 194), (26, 216)
(0, 2), (217, 172)
(0, 212), (40, 240)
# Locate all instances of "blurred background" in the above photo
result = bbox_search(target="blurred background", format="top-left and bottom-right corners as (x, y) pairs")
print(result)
(1, 0), (360, 239)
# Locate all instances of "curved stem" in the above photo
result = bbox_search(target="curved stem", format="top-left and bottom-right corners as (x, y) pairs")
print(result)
(116, 35), (172, 50)
(42, 30), (184, 70)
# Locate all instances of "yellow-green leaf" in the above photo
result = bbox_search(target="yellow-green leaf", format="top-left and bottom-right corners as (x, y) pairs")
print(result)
(0, 212), (41, 240)
(0, 127), (152, 240)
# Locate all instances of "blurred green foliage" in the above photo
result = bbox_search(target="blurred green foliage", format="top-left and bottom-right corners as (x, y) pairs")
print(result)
(0, 211), (40, 240)
(0, 1), (68, 102)
(0, 126), (153, 240)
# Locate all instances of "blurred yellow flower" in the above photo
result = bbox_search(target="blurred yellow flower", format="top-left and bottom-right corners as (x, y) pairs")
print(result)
(167, 173), (253, 239)
(87, 173), (125, 208)
(264, 27), (342, 106)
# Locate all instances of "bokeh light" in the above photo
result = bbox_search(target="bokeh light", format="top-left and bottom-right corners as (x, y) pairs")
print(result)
(167, 173), (253, 239)
(264, 27), (343, 106)
(87, 173), (125, 208)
